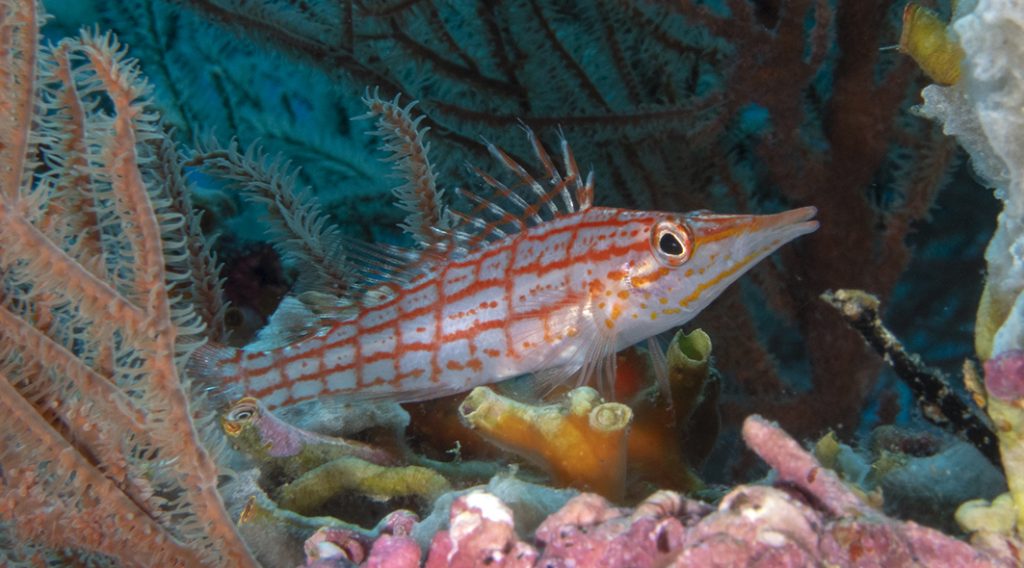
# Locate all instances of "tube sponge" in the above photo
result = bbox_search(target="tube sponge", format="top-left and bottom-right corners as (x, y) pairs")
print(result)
(459, 386), (632, 499)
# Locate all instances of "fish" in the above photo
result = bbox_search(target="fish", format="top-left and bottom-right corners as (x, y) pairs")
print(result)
(194, 128), (818, 410)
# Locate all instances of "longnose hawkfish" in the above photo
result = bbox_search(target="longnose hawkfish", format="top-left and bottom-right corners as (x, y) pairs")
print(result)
(196, 101), (818, 411)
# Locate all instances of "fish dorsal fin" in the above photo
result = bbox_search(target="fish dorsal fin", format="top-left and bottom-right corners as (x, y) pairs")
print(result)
(448, 127), (594, 254)
(336, 235), (442, 290)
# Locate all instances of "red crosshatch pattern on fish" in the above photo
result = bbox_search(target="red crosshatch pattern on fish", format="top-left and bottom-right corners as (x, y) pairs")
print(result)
(195, 99), (818, 410)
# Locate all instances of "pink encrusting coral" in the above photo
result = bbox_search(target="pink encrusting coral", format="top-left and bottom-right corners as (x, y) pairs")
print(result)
(299, 510), (421, 568)
(984, 350), (1024, 402)
(423, 491), (538, 568)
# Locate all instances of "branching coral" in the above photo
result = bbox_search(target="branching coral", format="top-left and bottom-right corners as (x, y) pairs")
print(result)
(0, 2), (253, 563)
(822, 288), (999, 466)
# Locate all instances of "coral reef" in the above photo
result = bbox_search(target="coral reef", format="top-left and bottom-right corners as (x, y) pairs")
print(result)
(978, 350), (1024, 534)
(424, 492), (537, 568)
(815, 425), (1006, 533)
(8, 0), (1024, 565)
(915, 0), (1024, 541)
(221, 396), (479, 523)
(411, 475), (578, 548)
(455, 329), (718, 500)
(227, 392), (482, 514)
(222, 397), (396, 472)
(303, 512), (422, 568)
(323, 416), (1016, 567)
(625, 329), (718, 494)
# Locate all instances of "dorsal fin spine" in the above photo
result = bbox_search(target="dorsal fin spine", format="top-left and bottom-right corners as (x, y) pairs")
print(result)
(360, 93), (596, 259)
(487, 141), (561, 220)
(528, 129), (575, 215)
(470, 167), (542, 226)
(473, 166), (535, 217)
(456, 186), (524, 232)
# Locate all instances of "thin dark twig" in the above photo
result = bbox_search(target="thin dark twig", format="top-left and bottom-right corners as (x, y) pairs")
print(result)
(821, 289), (1001, 469)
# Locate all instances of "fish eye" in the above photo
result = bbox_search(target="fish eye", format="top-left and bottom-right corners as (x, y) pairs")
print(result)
(659, 233), (684, 256)
(226, 399), (259, 423)
(650, 221), (693, 266)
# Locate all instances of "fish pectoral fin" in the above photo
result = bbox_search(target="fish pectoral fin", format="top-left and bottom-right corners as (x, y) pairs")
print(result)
(531, 363), (583, 399)
(647, 336), (673, 408)
(576, 329), (619, 400)
(528, 314), (619, 401)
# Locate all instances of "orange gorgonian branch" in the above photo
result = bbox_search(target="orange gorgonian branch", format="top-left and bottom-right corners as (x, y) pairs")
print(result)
(0, 2), (253, 564)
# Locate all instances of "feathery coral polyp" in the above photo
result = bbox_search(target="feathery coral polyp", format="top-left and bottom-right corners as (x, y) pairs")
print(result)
(0, 3), (252, 563)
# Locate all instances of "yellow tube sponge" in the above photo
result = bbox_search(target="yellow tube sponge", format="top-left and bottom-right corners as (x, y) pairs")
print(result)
(626, 329), (716, 493)
(899, 3), (964, 86)
(276, 456), (450, 517)
(459, 386), (632, 499)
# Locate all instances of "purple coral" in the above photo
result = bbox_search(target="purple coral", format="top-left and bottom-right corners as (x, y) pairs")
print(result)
(424, 491), (538, 568)
(319, 416), (1011, 567)
(369, 416), (1011, 566)
(984, 349), (1024, 402)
